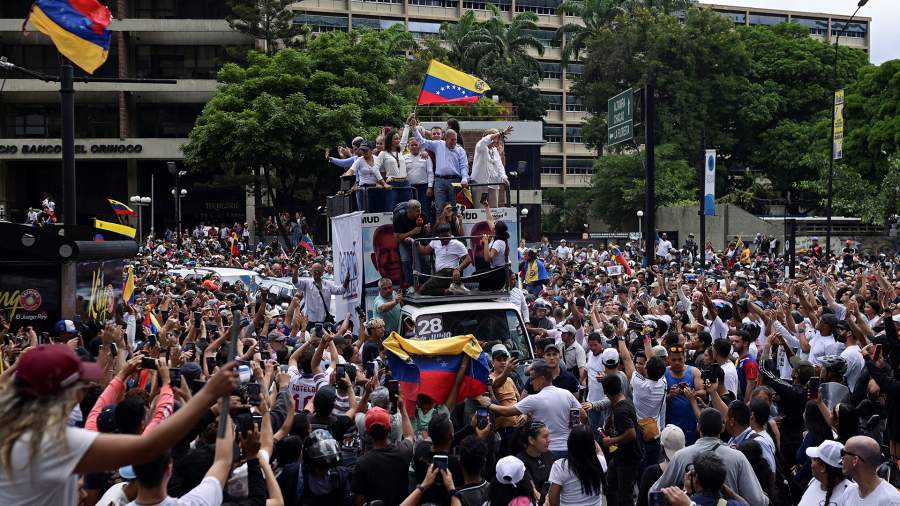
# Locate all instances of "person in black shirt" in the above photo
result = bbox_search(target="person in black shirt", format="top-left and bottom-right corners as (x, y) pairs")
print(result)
(306, 386), (355, 443)
(393, 199), (427, 290)
(524, 343), (579, 394)
(351, 398), (416, 505)
(453, 435), (491, 506)
(601, 374), (641, 506)
(412, 413), (464, 505)
(515, 421), (555, 503)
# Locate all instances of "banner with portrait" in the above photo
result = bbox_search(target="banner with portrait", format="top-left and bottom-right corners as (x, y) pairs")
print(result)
(331, 211), (363, 330)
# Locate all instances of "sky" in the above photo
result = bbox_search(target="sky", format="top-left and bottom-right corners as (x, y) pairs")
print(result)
(700, 1), (898, 64)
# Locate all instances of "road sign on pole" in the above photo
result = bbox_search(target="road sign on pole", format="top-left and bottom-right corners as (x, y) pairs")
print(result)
(607, 88), (634, 146)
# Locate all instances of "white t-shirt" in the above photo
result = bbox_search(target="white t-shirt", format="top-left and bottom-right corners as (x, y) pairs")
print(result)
(288, 366), (328, 413)
(656, 239), (672, 258)
(429, 239), (468, 271)
(841, 344), (865, 392)
(489, 239), (508, 268)
(125, 476), (223, 506)
(96, 482), (131, 506)
(838, 479), (900, 505)
(555, 245), (572, 260)
(0, 426), (98, 506)
(708, 316), (730, 342)
(516, 385), (581, 452)
(797, 477), (849, 506)
(631, 372), (667, 434)
(809, 332), (838, 366)
(585, 351), (605, 403)
(721, 361), (739, 397)
(549, 454), (607, 506)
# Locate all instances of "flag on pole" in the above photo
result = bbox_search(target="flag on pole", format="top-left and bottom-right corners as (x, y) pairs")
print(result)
(95, 218), (136, 239)
(107, 198), (136, 216)
(27, 0), (113, 74)
(122, 265), (135, 304)
(417, 60), (491, 105)
(299, 235), (317, 256)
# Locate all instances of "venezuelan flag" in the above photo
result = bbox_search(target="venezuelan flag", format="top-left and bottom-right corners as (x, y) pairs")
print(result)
(27, 1), (113, 75)
(383, 332), (489, 412)
(417, 60), (491, 105)
(230, 232), (240, 257)
(122, 265), (135, 303)
(612, 247), (632, 276)
(299, 235), (317, 256)
(143, 309), (161, 335)
(108, 198), (136, 216)
(95, 218), (136, 239)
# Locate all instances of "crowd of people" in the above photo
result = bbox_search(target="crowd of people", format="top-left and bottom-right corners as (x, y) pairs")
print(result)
(2, 203), (900, 506)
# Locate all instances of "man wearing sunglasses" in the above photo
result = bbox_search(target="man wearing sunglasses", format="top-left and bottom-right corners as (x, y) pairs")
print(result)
(839, 435), (900, 504)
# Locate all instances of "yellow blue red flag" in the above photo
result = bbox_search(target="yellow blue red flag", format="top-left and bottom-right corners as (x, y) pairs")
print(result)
(122, 265), (135, 304)
(108, 198), (136, 216)
(27, 0), (113, 74)
(417, 60), (491, 105)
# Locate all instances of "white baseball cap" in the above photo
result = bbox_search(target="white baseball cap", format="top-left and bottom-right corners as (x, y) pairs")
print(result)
(805, 440), (843, 468)
(559, 324), (577, 335)
(601, 348), (620, 366)
(660, 424), (686, 461)
(495, 455), (526, 485)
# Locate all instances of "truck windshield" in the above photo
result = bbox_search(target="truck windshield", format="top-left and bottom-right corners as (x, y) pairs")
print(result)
(414, 309), (532, 360)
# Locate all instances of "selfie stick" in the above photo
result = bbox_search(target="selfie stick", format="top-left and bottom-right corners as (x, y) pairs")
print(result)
(217, 309), (242, 438)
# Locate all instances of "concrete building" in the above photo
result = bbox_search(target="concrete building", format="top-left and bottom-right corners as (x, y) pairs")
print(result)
(0, 0), (871, 232)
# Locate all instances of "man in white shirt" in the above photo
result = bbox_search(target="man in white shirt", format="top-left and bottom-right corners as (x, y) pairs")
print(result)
(838, 321), (865, 392)
(126, 418), (234, 506)
(711, 340), (739, 398)
(471, 127), (512, 207)
(807, 314), (840, 366)
(480, 360), (584, 459)
(416, 223), (471, 295)
(839, 435), (900, 505)
(403, 138), (434, 222)
(656, 232), (673, 260)
(555, 239), (572, 261)
(291, 262), (348, 324)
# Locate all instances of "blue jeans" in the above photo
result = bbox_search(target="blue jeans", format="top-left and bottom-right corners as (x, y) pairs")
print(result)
(640, 437), (661, 474)
(398, 239), (424, 290)
(433, 177), (458, 210)
(386, 183), (413, 214)
(411, 184), (432, 223)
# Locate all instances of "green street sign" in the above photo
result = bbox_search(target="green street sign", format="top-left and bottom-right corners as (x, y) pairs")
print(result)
(607, 88), (634, 146)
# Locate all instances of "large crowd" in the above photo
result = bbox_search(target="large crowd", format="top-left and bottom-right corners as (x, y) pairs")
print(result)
(3, 120), (900, 506)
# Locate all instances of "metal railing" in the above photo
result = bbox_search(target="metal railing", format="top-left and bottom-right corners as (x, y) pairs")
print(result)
(410, 234), (511, 293)
(357, 182), (511, 213)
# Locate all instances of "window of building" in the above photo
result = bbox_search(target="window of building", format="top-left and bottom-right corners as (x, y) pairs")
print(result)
(133, 0), (226, 19)
(565, 63), (584, 79)
(718, 11), (746, 25)
(3, 105), (116, 138)
(748, 14), (787, 27)
(408, 0), (459, 7)
(566, 126), (583, 144)
(792, 17), (828, 36)
(516, 0), (559, 15)
(463, 0), (510, 10)
(544, 126), (563, 143)
(565, 95), (584, 112)
(541, 62), (561, 79)
(831, 21), (867, 38)
(541, 157), (563, 175)
(542, 93), (563, 112)
(566, 158), (594, 175)
(352, 17), (405, 30)
(135, 46), (226, 79)
(408, 21), (441, 38)
(526, 29), (561, 49)
(7, 107), (57, 138)
(354, 0), (401, 3)
(294, 14), (349, 32)
(136, 104), (206, 138)
(77, 105), (118, 138)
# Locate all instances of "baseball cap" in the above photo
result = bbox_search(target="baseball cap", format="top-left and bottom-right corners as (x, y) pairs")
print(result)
(543, 342), (561, 354)
(14, 344), (103, 396)
(365, 406), (392, 433)
(495, 455), (526, 485)
(651, 345), (669, 358)
(559, 324), (577, 335)
(660, 424), (686, 461)
(601, 348), (620, 366)
(805, 440), (843, 468)
(789, 356), (816, 384)
(180, 362), (203, 382)
(54, 319), (77, 335)
(491, 344), (510, 358)
(119, 466), (137, 481)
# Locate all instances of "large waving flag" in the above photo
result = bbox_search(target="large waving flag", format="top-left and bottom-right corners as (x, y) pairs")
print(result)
(95, 218), (136, 239)
(417, 60), (491, 105)
(612, 247), (633, 276)
(383, 332), (490, 414)
(298, 235), (317, 256)
(230, 232), (240, 257)
(108, 198), (136, 216)
(27, 0), (113, 74)
(143, 308), (161, 335)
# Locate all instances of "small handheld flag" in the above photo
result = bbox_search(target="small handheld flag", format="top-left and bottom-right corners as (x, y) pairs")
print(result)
(230, 232), (240, 257)
(299, 235), (317, 256)
(417, 60), (491, 105)
(107, 198), (136, 216)
(27, 0), (113, 74)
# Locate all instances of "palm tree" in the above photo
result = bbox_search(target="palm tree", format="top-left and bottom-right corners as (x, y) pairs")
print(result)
(555, 0), (626, 64)
(439, 10), (483, 73)
(382, 24), (418, 55)
(468, 6), (544, 75)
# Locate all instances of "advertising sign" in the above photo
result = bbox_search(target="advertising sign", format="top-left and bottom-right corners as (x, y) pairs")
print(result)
(0, 263), (60, 332)
(704, 149), (716, 216)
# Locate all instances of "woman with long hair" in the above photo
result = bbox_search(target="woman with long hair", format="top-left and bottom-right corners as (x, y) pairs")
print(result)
(832, 402), (861, 444)
(797, 440), (850, 506)
(374, 127), (409, 212)
(737, 439), (790, 506)
(350, 140), (388, 212)
(548, 426), (607, 506)
(795, 400), (834, 484)
(514, 421), (554, 504)
(478, 202), (511, 291)
(435, 201), (463, 237)
(0, 344), (238, 505)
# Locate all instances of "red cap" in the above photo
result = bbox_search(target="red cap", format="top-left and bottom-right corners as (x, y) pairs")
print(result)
(14, 344), (103, 396)
(365, 406), (392, 433)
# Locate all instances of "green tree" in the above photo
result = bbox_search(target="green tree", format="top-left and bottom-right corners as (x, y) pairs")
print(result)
(183, 31), (411, 237)
(439, 10), (483, 73)
(542, 188), (594, 233)
(226, 0), (308, 55)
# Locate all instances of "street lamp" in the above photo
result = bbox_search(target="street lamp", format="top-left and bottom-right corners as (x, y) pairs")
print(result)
(129, 196), (151, 244)
(519, 207), (529, 241)
(637, 210), (644, 237)
(171, 188), (187, 240)
(826, 0), (868, 259)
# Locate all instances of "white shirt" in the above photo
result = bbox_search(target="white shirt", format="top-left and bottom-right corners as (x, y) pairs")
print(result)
(515, 385), (582, 452)
(471, 134), (508, 185)
(293, 278), (345, 323)
(429, 239), (468, 271)
(838, 479), (900, 505)
(841, 344), (865, 392)
(549, 455), (607, 506)
(721, 360), (739, 397)
(507, 286), (529, 322)
(374, 150), (406, 180)
(404, 152), (434, 187)
(288, 366), (328, 413)
(586, 351), (605, 402)
(488, 239), (508, 268)
(125, 476), (223, 506)
(95, 482), (130, 506)
(555, 245), (572, 261)
(809, 331), (838, 366)
(0, 427), (98, 506)
(631, 371), (668, 434)
(656, 239), (673, 257)
(708, 316), (730, 342)
(352, 156), (383, 186)
(797, 477), (849, 506)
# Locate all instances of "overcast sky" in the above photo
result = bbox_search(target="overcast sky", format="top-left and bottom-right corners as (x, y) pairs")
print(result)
(701, 1), (897, 64)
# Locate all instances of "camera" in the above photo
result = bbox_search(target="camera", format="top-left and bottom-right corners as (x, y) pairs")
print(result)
(701, 364), (722, 383)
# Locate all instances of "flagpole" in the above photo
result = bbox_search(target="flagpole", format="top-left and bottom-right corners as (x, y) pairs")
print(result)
(61, 61), (76, 226)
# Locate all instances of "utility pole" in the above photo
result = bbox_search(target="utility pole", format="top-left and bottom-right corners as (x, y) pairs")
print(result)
(698, 129), (706, 270)
(644, 84), (656, 267)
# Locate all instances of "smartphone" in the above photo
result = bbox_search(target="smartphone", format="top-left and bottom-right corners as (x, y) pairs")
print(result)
(260, 350), (271, 361)
(808, 376), (821, 400)
(386, 379), (399, 399)
(191, 379), (206, 393)
(193, 311), (201, 326)
(315, 323), (323, 337)
(183, 341), (196, 354)
(141, 356), (158, 370)
(252, 414), (263, 429)
(246, 382), (262, 406)
(169, 368), (182, 387)
(336, 364), (345, 378)
(432, 454), (449, 470)
(648, 491), (671, 506)
(874, 344), (883, 361)
(569, 408), (581, 429)
(206, 356), (216, 372)
(476, 407), (490, 429)
(365, 361), (376, 378)
(109, 342), (118, 357)
(678, 382), (688, 390)
(479, 192), (489, 205)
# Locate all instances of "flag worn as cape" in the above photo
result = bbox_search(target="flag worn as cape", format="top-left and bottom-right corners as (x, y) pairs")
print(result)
(230, 232), (240, 257)
(143, 309), (161, 335)
(382, 332), (490, 414)
(521, 258), (549, 285)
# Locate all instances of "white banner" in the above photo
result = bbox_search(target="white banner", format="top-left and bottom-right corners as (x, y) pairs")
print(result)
(331, 211), (363, 330)
(704, 149), (716, 216)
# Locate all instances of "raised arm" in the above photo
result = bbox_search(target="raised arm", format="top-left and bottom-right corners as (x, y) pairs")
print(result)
(444, 355), (470, 410)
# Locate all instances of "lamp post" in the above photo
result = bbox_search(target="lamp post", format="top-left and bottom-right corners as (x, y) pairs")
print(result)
(637, 210), (644, 237)
(171, 188), (187, 241)
(129, 196), (151, 245)
(520, 207), (529, 242)
(826, 0), (868, 260)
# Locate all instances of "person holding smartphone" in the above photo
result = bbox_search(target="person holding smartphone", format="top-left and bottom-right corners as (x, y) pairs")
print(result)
(471, 127), (512, 207)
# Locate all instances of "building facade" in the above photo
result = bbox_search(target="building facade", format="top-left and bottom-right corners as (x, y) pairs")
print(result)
(0, 0), (871, 233)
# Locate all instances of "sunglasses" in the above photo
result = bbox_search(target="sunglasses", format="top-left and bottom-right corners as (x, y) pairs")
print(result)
(841, 448), (866, 465)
